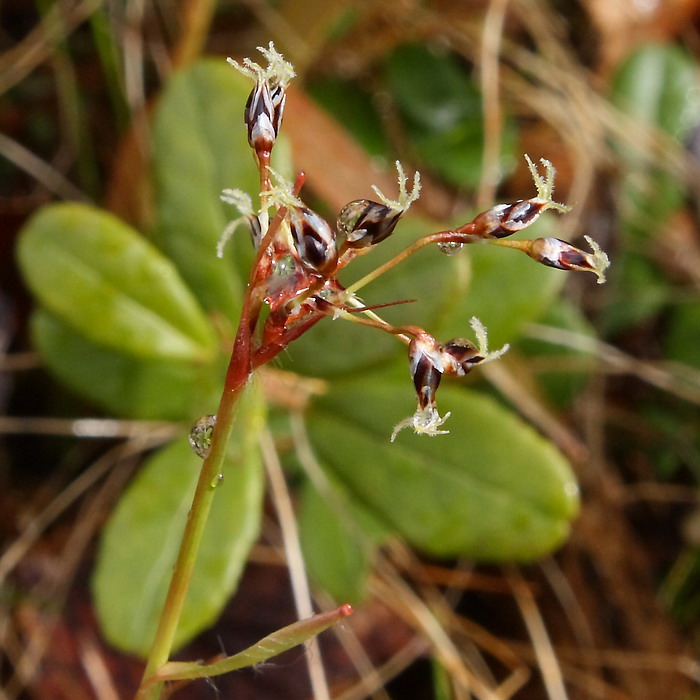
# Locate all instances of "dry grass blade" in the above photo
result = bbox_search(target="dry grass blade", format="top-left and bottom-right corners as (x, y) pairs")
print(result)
(526, 323), (700, 405)
(507, 567), (569, 700)
(1, 442), (142, 698)
(477, 0), (510, 209)
(79, 636), (120, 700)
(0, 0), (102, 96)
(0, 131), (89, 201)
(0, 431), (174, 588)
(370, 568), (502, 700)
(259, 428), (331, 700)
(332, 636), (428, 700)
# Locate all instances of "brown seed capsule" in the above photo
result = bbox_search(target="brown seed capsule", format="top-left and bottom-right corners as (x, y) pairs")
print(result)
(288, 206), (338, 274)
(337, 199), (402, 248)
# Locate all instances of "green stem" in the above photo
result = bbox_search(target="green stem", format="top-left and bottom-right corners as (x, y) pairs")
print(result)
(135, 150), (292, 700)
(135, 315), (253, 700)
(343, 229), (470, 296)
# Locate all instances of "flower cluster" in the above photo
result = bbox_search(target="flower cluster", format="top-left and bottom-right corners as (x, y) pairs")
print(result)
(216, 43), (610, 442)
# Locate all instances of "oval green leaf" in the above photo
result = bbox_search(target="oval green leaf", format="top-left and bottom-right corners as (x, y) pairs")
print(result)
(17, 203), (216, 362)
(306, 378), (579, 561)
(32, 309), (221, 421)
(299, 476), (386, 604)
(384, 43), (516, 187)
(611, 44), (700, 238)
(612, 43), (700, 141)
(92, 386), (265, 656)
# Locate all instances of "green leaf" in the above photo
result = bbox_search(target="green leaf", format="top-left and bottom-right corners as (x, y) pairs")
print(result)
(92, 386), (265, 656)
(309, 76), (390, 157)
(156, 604), (353, 682)
(299, 477), (385, 603)
(307, 378), (579, 561)
(384, 44), (516, 188)
(612, 44), (700, 140)
(31, 309), (221, 421)
(17, 203), (216, 362)
(666, 301), (700, 368)
(611, 44), (700, 238)
(152, 59), (291, 317)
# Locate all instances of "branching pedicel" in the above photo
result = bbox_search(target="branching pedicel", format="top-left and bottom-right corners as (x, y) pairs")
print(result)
(210, 42), (610, 444)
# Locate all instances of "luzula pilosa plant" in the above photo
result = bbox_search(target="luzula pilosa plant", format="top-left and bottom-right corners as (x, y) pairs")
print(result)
(206, 42), (609, 449)
(134, 41), (610, 697)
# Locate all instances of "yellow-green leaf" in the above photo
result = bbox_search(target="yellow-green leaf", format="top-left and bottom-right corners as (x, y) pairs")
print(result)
(17, 203), (216, 362)
(31, 309), (221, 421)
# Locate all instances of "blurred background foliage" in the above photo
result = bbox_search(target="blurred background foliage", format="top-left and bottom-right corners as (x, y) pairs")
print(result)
(2, 1), (700, 699)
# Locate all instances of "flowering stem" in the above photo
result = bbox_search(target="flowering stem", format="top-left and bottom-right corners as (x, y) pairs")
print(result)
(136, 304), (255, 700)
(343, 232), (452, 296)
(487, 238), (530, 252)
(335, 300), (413, 344)
(133, 37), (611, 693)
(136, 64), (304, 696)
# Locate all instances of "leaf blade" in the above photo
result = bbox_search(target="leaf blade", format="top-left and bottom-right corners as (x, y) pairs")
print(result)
(307, 378), (579, 561)
(611, 43), (700, 239)
(156, 605), (353, 682)
(17, 203), (216, 362)
(31, 309), (221, 421)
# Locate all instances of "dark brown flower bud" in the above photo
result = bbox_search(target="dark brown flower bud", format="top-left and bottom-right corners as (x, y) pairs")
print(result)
(231, 43), (293, 159)
(391, 319), (508, 441)
(409, 336), (443, 410)
(442, 338), (483, 375)
(472, 200), (548, 239)
(244, 80), (286, 157)
(288, 206), (338, 274)
(527, 236), (609, 284)
(463, 156), (571, 240)
(391, 333), (451, 441)
(337, 199), (402, 248)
